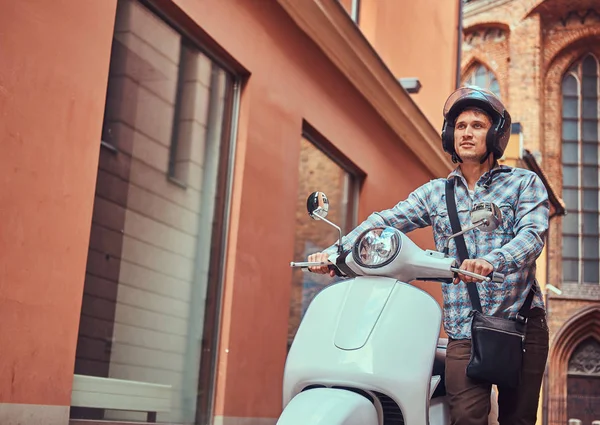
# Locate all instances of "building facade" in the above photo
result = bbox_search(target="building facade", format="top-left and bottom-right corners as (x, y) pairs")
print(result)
(0, 1), (461, 424)
(462, 0), (600, 423)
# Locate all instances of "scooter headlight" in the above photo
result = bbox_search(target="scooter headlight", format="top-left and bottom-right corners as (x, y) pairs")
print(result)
(353, 227), (401, 268)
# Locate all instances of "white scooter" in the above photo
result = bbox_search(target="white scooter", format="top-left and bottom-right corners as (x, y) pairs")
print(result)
(281, 192), (504, 425)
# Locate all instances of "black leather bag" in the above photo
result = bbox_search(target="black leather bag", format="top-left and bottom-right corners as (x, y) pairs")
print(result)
(445, 179), (532, 388)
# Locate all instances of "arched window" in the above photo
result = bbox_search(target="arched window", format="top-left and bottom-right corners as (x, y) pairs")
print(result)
(567, 338), (600, 423)
(561, 54), (600, 284)
(464, 63), (501, 98)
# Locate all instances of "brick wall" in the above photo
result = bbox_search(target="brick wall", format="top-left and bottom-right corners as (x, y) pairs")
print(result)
(547, 283), (600, 345)
(462, 25), (510, 101)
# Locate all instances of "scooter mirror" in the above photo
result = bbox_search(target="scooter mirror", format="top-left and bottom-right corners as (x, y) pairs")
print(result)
(471, 202), (502, 232)
(307, 191), (329, 220)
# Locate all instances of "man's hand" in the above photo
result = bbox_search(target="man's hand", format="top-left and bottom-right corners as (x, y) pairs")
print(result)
(307, 252), (336, 277)
(453, 258), (494, 284)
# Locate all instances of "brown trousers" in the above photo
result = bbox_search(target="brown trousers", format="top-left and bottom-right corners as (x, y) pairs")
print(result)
(445, 310), (549, 425)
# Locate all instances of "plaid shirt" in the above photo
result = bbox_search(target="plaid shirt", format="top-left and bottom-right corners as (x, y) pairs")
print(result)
(324, 165), (549, 339)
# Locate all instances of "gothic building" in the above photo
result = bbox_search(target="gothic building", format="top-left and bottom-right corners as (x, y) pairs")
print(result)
(462, 0), (600, 423)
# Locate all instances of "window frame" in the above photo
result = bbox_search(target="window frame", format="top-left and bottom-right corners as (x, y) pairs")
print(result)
(561, 54), (600, 285)
(286, 122), (364, 349)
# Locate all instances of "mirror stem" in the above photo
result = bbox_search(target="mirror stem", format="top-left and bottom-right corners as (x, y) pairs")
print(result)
(311, 214), (344, 254)
(443, 219), (488, 255)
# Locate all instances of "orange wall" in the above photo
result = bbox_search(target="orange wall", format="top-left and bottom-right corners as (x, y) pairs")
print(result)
(0, 0), (116, 406)
(0, 0), (450, 418)
(172, 0), (443, 419)
(360, 0), (460, 130)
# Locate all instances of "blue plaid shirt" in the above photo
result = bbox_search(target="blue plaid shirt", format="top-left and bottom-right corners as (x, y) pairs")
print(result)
(324, 165), (549, 339)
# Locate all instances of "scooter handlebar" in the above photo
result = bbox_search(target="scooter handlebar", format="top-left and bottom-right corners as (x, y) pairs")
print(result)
(289, 261), (344, 277)
(450, 268), (504, 283)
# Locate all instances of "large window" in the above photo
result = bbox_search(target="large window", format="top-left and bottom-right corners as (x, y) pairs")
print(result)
(72, 0), (237, 423)
(288, 132), (359, 347)
(561, 54), (600, 284)
(464, 63), (501, 98)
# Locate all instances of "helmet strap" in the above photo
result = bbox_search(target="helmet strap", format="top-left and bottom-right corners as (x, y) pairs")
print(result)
(479, 151), (491, 164)
(452, 152), (463, 163)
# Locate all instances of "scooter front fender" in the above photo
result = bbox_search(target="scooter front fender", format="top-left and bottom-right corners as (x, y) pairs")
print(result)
(276, 388), (378, 425)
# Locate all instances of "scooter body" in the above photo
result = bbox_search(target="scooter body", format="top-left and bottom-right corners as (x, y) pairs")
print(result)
(280, 276), (448, 425)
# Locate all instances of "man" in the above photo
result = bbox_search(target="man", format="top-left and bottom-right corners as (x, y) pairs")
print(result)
(308, 87), (550, 425)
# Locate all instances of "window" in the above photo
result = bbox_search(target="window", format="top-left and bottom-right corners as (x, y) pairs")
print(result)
(464, 63), (501, 98)
(561, 54), (600, 284)
(288, 133), (359, 348)
(567, 338), (600, 423)
(72, 0), (237, 423)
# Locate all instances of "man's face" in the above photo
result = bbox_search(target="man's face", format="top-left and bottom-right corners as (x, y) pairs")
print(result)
(453, 109), (492, 163)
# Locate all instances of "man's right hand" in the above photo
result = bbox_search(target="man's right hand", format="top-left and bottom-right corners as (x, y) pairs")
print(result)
(307, 252), (336, 277)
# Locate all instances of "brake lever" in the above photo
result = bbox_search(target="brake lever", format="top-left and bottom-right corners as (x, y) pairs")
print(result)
(289, 261), (344, 277)
(450, 268), (504, 283)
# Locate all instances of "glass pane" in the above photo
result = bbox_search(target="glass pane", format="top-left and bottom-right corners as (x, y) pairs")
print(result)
(582, 97), (598, 119)
(583, 236), (600, 260)
(563, 211), (580, 234)
(290, 137), (354, 346)
(583, 120), (598, 142)
(583, 260), (598, 283)
(582, 143), (598, 165)
(582, 55), (598, 76)
(563, 97), (579, 119)
(489, 77), (500, 98)
(72, 1), (235, 422)
(582, 166), (599, 188)
(583, 261), (599, 283)
(563, 260), (579, 282)
(583, 212), (599, 234)
(475, 65), (486, 78)
(563, 142), (578, 164)
(474, 66), (487, 88)
(563, 165), (579, 186)
(583, 260), (599, 283)
(563, 188), (579, 207)
(582, 76), (598, 98)
(563, 119), (579, 141)
(563, 236), (580, 259)
(562, 74), (578, 96)
(583, 188), (599, 210)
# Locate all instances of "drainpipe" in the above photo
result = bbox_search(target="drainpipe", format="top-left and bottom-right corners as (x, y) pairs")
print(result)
(456, 0), (463, 88)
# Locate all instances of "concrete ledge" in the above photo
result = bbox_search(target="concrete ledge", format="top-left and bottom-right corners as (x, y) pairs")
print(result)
(0, 403), (69, 425)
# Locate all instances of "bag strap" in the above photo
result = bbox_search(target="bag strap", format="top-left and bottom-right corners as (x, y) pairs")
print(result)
(445, 179), (483, 312)
(517, 282), (536, 319)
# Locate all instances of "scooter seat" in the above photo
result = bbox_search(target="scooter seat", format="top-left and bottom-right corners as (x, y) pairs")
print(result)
(431, 338), (447, 398)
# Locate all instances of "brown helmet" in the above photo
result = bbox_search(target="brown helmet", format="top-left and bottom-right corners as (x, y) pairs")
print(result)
(441, 86), (511, 163)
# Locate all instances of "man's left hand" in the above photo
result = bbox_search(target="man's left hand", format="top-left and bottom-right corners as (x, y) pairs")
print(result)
(453, 258), (494, 284)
